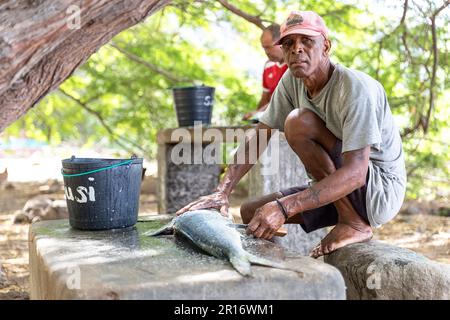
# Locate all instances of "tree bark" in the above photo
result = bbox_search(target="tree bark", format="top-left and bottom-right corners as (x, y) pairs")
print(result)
(0, 0), (171, 132)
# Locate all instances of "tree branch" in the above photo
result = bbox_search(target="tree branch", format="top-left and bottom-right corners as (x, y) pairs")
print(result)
(109, 43), (192, 83)
(375, 39), (383, 80)
(401, 120), (423, 138)
(422, 0), (449, 132)
(393, 0), (409, 33)
(401, 32), (413, 64)
(58, 88), (146, 154)
(216, 0), (265, 30)
(394, 0), (449, 137)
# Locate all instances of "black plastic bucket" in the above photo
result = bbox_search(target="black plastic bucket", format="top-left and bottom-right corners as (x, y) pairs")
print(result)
(61, 156), (143, 230)
(173, 85), (215, 127)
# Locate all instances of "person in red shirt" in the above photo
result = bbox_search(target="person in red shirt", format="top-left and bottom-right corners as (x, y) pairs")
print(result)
(243, 24), (288, 121)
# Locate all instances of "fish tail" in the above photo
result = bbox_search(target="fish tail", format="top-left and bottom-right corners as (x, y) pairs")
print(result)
(229, 254), (252, 276)
(247, 253), (304, 277)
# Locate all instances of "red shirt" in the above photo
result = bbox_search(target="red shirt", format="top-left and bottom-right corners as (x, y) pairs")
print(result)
(262, 61), (288, 96)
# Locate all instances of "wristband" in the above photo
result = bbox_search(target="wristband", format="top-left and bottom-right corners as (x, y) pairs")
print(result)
(275, 198), (289, 221)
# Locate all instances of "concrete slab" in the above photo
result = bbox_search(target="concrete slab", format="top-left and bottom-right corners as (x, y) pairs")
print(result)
(29, 216), (346, 300)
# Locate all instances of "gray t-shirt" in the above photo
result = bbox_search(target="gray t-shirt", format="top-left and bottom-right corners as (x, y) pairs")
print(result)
(259, 63), (406, 228)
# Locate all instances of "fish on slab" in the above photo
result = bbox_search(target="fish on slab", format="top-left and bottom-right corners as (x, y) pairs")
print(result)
(144, 209), (303, 277)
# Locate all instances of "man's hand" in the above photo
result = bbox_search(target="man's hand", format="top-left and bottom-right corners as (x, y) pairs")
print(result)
(246, 201), (286, 240)
(242, 110), (257, 121)
(175, 191), (230, 217)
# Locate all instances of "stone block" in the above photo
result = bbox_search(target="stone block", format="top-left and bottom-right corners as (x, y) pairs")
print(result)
(324, 241), (450, 300)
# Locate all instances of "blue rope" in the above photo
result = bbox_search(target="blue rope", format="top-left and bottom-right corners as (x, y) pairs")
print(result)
(61, 159), (133, 177)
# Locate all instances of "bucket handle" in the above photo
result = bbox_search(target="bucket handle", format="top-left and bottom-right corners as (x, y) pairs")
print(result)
(61, 159), (134, 178)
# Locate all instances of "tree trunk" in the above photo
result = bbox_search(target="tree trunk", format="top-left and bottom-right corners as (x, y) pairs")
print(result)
(0, 0), (171, 132)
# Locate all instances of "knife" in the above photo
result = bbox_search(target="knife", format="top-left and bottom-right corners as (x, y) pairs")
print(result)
(233, 223), (288, 237)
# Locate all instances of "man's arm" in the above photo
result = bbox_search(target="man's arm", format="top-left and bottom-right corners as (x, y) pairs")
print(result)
(257, 91), (272, 110)
(282, 147), (370, 215)
(247, 147), (370, 238)
(176, 122), (275, 216)
(217, 122), (274, 195)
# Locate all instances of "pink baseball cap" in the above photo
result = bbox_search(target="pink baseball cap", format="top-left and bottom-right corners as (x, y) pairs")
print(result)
(274, 11), (329, 45)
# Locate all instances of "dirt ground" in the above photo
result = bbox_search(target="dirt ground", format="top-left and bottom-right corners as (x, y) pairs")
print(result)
(0, 179), (449, 300)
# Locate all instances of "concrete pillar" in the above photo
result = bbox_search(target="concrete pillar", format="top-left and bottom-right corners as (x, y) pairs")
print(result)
(248, 132), (328, 255)
(157, 142), (221, 214)
(156, 126), (253, 214)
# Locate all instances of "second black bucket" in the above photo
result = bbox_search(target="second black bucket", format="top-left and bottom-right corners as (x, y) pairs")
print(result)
(172, 85), (215, 127)
(61, 156), (143, 231)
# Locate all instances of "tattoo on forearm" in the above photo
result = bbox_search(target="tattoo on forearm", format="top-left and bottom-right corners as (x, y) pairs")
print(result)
(308, 186), (321, 206)
(284, 186), (322, 214)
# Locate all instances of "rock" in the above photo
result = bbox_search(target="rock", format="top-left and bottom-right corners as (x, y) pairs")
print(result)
(0, 169), (12, 190)
(23, 196), (53, 213)
(30, 207), (62, 223)
(0, 168), (8, 185)
(140, 175), (157, 195)
(324, 241), (450, 300)
(0, 265), (7, 287)
(48, 200), (69, 219)
(13, 210), (30, 224)
(141, 167), (147, 181)
(38, 179), (62, 194)
(402, 203), (423, 215)
(2, 182), (15, 190)
(21, 196), (53, 223)
(432, 206), (450, 217)
(14, 196), (68, 223)
(400, 199), (450, 216)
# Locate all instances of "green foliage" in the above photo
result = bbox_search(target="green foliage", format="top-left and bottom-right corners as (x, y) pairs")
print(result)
(3, 0), (449, 199)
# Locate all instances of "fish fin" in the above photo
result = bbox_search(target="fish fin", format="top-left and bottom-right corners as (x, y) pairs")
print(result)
(247, 253), (304, 277)
(143, 219), (175, 236)
(229, 254), (252, 277)
(247, 253), (284, 268)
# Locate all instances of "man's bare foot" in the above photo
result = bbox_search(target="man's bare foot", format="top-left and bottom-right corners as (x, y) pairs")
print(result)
(310, 223), (373, 258)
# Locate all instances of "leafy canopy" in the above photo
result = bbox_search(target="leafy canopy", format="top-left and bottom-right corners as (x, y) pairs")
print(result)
(4, 0), (449, 199)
